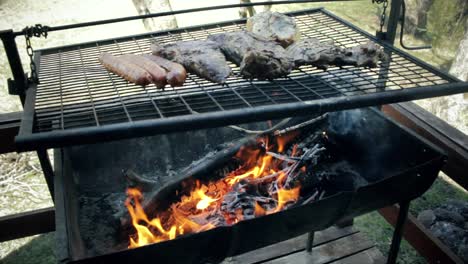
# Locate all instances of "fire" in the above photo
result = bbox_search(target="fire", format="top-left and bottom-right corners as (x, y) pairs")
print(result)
(195, 190), (218, 210)
(125, 133), (305, 248)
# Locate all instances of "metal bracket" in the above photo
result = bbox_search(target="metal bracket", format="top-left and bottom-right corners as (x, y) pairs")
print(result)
(7, 74), (29, 96)
(399, 0), (431, 50)
(376, 31), (387, 41)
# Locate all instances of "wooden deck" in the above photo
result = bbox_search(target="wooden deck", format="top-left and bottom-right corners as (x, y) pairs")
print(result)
(223, 226), (385, 264)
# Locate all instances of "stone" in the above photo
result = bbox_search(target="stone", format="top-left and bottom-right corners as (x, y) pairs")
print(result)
(433, 208), (465, 228)
(417, 209), (436, 228)
(458, 238), (468, 263)
(441, 199), (468, 220)
(430, 221), (468, 253)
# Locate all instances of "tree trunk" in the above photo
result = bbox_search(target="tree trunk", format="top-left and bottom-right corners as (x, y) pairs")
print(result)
(449, 23), (468, 82)
(404, 0), (434, 37)
(418, 25), (468, 135)
(132, 0), (178, 31)
(239, 0), (256, 18)
(264, 0), (273, 11)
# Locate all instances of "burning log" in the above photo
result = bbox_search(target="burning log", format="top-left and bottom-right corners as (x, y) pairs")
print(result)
(123, 169), (158, 192)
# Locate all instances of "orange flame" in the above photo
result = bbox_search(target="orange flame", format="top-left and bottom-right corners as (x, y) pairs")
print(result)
(125, 134), (303, 248)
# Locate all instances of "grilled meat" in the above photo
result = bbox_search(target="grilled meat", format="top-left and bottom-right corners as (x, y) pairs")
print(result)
(143, 54), (187, 87)
(287, 38), (386, 69)
(120, 54), (167, 88)
(99, 53), (152, 86)
(246, 11), (301, 48)
(208, 31), (293, 80)
(151, 40), (231, 84)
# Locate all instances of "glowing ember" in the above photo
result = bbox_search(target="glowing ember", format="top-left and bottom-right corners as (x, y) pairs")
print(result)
(125, 133), (315, 248)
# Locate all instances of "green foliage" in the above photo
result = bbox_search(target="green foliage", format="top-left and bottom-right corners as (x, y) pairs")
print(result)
(427, 0), (467, 58)
(410, 175), (468, 215)
(356, 211), (427, 264)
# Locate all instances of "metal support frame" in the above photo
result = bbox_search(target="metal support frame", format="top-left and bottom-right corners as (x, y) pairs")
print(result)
(0, 30), (27, 104)
(387, 201), (410, 264)
(306, 232), (315, 253)
(37, 149), (55, 201)
(385, 0), (402, 45)
(0, 30), (56, 200)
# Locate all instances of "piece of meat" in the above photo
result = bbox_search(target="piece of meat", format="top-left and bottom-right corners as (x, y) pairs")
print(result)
(246, 11), (301, 48)
(339, 42), (387, 68)
(120, 54), (167, 89)
(143, 54), (187, 87)
(208, 31), (293, 80)
(287, 38), (386, 69)
(151, 40), (231, 84)
(98, 53), (152, 86)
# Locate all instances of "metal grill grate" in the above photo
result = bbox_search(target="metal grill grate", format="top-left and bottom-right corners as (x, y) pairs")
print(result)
(16, 8), (467, 151)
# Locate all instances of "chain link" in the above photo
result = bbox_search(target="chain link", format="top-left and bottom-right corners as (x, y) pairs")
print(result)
(22, 24), (49, 84)
(372, 0), (388, 33)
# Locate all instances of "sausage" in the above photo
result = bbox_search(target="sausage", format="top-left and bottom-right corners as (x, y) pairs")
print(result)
(99, 53), (152, 86)
(143, 54), (187, 87)
(120, 54), (167, 89)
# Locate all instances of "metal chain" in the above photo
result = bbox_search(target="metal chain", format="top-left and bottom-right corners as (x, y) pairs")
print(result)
(23, 24), (49, 84)
(372, 0), (388, 33)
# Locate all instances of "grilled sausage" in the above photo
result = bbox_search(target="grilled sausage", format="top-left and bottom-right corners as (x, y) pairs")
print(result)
(120, 54), (167, 89)
(99, 53), (152, 86)
(143, 54), (187, 87)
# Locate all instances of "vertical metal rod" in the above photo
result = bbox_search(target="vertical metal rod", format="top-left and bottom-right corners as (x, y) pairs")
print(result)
(376, 0), (402, 107)
(386, 0), (403, 45)
(0, 30), (27, 105)
(36, 149), (55, 202)
(306, 231), (315, 253)
(387, 201), (410, 264)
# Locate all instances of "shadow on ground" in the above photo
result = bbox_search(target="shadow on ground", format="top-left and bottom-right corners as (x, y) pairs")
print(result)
(1, 233), (56, 264)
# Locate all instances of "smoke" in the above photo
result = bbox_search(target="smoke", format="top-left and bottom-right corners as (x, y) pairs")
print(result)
(327, 108), (396, 182)
(328, 108), (366, 135)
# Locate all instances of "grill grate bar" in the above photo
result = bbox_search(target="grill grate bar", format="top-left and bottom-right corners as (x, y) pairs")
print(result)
(16, 8), (467, 151)
(96, 41), (133, 123)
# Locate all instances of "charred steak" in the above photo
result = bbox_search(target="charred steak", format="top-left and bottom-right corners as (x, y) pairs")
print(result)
(151, 40), (231, 84)
(287, 38), (386, 69)
(246, 11), (301, 48)
(208, 31), (294, 80)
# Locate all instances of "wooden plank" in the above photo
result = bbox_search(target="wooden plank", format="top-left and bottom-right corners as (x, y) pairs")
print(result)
(0, 207), (55, 242)
(379, 205), (464, 264)
(333, 247), (385, 264)
(0, 111), (21, 154)
(383, 102), (468, 190)
(224, 226), (357, 264)
(264, 232), (374, 264)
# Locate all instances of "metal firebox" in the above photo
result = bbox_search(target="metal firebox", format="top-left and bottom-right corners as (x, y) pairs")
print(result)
(54, 108), (445, 263)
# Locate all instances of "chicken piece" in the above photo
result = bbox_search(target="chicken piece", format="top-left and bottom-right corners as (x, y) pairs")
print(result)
(151, 40), (231, 84)
(246, 11), (301, 48)
(98, 53), (152, 86)
(287, 38), (386, 69)
(208, 31), (293, 80)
